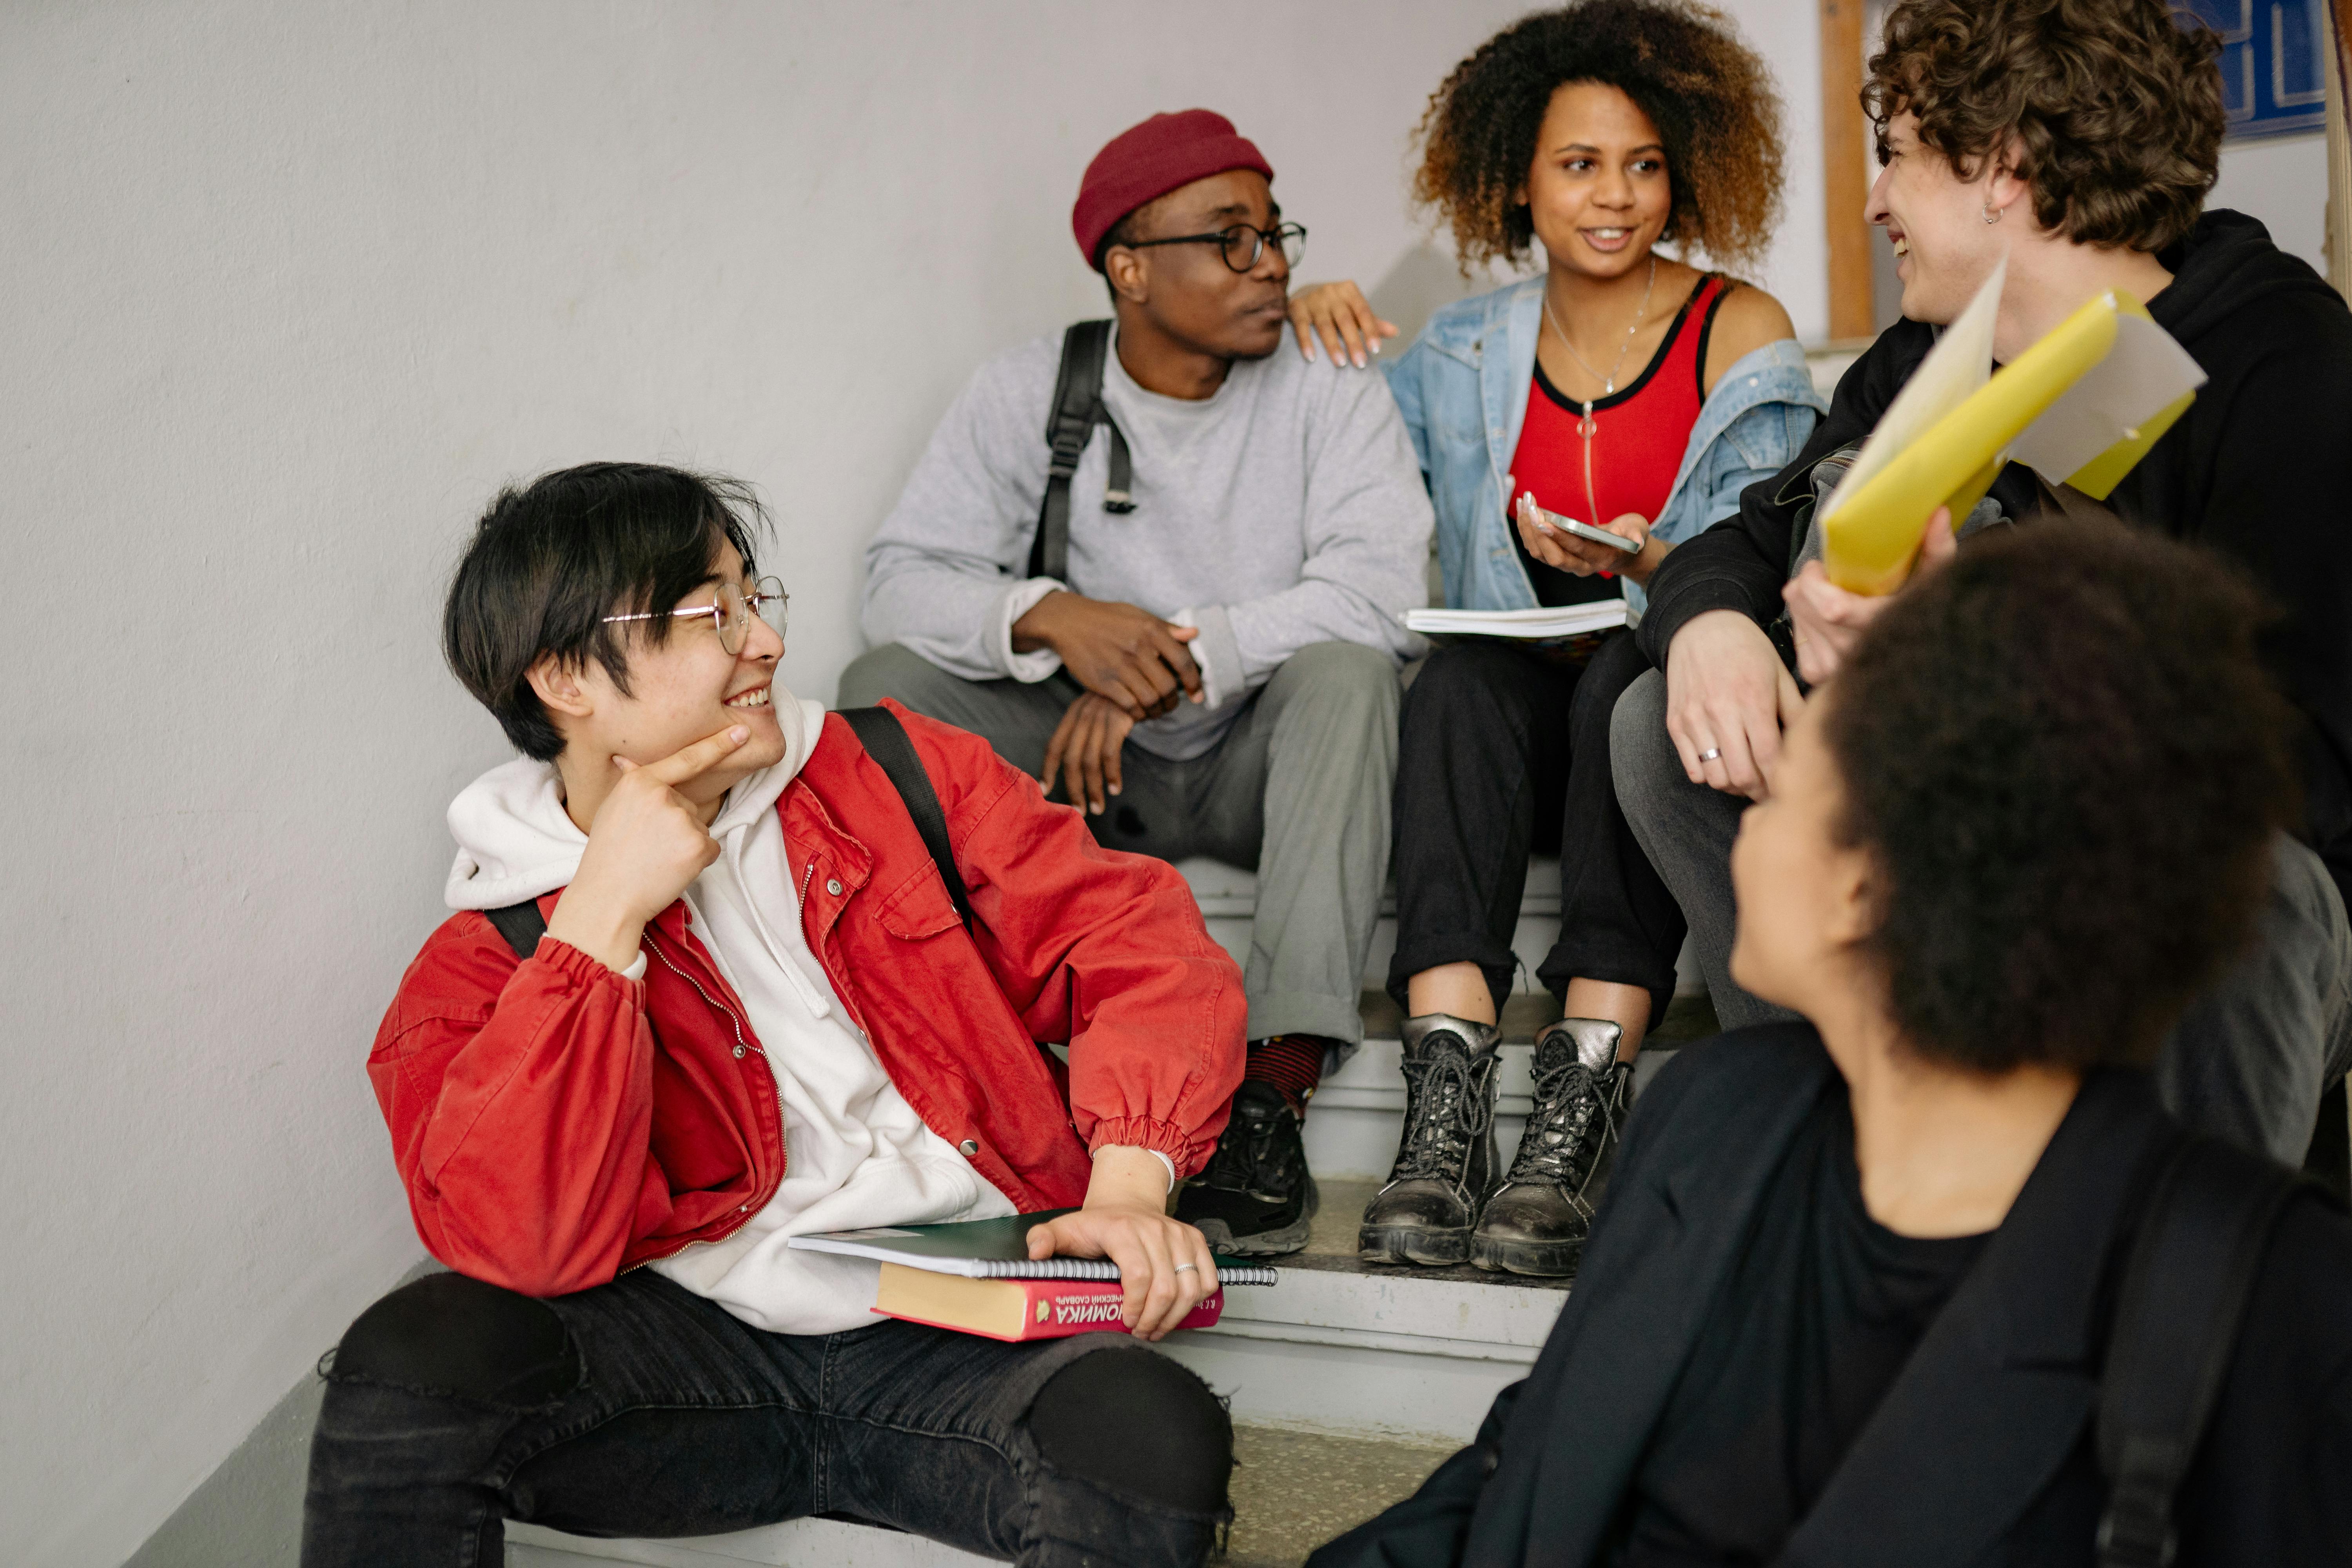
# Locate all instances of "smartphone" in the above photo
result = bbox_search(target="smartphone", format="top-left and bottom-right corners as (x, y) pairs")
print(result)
(1522, 497), (1642, 554)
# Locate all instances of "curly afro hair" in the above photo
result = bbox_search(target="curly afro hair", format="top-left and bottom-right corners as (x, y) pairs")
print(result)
(1863, 0), (2225, 252)
(1821, 523), (2299, 1074)
(1412, 0), (1785, 273)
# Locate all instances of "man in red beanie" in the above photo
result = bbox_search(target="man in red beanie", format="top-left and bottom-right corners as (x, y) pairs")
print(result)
(846, 110), (1435, 1256)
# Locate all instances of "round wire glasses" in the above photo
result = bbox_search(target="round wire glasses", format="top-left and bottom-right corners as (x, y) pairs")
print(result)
(602, 576), (788, 655)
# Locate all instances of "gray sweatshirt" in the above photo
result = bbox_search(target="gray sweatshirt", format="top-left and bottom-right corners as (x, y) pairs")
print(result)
(862, 324), (1433, 759)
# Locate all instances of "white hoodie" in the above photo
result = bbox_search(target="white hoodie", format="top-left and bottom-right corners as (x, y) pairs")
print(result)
(443, 690), (1014, 1335)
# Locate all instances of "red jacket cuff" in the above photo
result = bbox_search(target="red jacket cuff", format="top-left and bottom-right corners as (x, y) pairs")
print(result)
(529, 933), (647, 994)
(1087, 1115), (1203, 1180)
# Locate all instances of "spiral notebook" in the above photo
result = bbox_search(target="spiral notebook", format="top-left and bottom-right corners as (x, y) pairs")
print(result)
(789, 1210), (1279, 1286)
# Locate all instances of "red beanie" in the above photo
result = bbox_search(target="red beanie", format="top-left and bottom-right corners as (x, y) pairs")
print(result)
(1071, 109), (1275, 269)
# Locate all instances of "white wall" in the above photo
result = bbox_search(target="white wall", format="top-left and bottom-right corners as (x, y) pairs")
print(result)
(2212, 132), (2331, 280)
(0, 2), (1820, 1559)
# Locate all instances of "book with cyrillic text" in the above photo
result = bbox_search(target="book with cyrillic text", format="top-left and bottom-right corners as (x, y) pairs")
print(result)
(786, 1210), (1279, 1285)
(875, 1263), (1226, 1342)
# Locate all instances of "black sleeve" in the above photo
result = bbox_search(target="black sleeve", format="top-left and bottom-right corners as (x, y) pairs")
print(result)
(1637, 324), (1929, 668)
(2174, 1193), (2352, 1565)
(1303, 1382), (1524, 1568)
(1636, 322), (1933, 668)
(2174, 298), (2352, 909)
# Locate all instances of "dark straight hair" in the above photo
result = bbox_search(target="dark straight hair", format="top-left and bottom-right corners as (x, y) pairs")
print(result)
(443, 462), (768, 760)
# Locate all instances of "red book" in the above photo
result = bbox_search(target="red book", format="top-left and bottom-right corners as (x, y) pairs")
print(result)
(874, 1262), (1225, 1341)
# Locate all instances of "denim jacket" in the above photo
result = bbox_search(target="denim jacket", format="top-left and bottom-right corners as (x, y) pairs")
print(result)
(1381, 275), (1825, 617)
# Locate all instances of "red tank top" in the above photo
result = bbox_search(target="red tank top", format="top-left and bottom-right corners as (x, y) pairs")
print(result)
(1509, 275), (1729, 603)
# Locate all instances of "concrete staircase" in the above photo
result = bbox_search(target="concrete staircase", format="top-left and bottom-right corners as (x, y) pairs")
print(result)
(508, 1420), (1460, 1568)
(509, 858), (1706, 1567)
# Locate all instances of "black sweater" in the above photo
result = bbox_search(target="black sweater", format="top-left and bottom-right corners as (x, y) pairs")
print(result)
(1636, 212), (2352, 909)
(1306, 1028), (2352, 1568)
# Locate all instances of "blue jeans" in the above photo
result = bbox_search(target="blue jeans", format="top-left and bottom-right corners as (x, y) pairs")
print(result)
(302, 1270), (1232, 1568)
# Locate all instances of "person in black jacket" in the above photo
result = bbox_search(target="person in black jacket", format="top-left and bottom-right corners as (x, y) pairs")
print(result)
(1611, 0), (2352, 1165)
(1311, 523), (2352, 1568)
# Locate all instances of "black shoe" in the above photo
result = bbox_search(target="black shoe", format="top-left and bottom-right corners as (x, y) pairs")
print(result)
(1176, 1080), (1318, 1257)
(1359, 1015), (1501, 1266)
(1473, 1019), (1633, 1277)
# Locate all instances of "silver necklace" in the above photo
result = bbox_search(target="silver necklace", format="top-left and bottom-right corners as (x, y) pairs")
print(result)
(1540, 256), (1658, 528)
(1542, 255), (1657, 398)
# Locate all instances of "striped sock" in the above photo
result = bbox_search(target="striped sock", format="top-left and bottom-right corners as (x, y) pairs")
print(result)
(1245, 1034), (1334, 1118)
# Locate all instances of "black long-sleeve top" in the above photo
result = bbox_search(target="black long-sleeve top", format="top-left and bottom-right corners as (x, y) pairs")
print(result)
(1637, 211), (2352, 910)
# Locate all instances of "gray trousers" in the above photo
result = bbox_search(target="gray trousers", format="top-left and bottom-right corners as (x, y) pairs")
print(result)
(838, 640), (1398, 1045)
(1611, 666), (2352, 1165)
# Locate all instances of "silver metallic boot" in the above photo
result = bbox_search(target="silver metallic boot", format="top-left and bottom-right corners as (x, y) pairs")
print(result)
(1471, 1018), (1633, 1277)
(1358, 1014), (1502, 1266)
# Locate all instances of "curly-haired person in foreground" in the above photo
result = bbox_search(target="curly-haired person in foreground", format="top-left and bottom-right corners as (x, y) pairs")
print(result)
(1288, 0), (1826, 1276)
(1615, 0), (2352, 1167)
(1313, 524), (2352, 1568)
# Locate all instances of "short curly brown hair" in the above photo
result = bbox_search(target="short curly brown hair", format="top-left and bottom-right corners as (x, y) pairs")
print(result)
(1823, 523), (2298, 1074)
(1864, 0), (2225, 252)
(1412, 0), (1784, 273)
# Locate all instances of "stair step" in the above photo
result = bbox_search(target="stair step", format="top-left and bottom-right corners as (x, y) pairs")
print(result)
(1158, 1174), (1568, 1443)
(508, 1516), (995, 1566)
(507, 1422), (1454, 1568)
(1223, 1424), (1456, 1567)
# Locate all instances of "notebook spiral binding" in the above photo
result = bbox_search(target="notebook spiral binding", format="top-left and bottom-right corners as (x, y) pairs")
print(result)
(971, 1258), (1279, 1286)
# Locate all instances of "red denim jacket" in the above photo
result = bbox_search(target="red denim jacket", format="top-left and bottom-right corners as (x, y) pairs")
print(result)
(370, 702), (1247, 1297)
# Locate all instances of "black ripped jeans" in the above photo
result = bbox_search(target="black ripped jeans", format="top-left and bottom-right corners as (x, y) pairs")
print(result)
(1387, 630), (1685, 1026)
(302, 1270), (1233, 1568)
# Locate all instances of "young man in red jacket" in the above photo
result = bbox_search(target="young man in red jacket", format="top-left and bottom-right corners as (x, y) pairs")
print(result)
(302, 463), (1246, 1568)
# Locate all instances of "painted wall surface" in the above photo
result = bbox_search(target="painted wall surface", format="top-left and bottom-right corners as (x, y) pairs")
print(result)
(2212, 132), (2331, 280)
(0, 3), (1824, 1560)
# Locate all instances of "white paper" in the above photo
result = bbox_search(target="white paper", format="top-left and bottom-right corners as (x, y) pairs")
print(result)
(1403, 602), (1630, 640)
(1822, 255), (2005, 520)
(2005, 307), (2206, 483)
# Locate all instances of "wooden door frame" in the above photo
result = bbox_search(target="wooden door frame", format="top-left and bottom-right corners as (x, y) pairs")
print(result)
(1820, 0), (1875, 341)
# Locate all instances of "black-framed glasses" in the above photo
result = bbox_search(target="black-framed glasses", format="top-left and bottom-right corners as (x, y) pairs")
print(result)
(603, 576), (788, 655)
(1123, 221), (1306, 274)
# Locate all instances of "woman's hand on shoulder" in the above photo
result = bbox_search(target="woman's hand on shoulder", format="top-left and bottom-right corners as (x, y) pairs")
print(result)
(1700, 285), (1800, 396)
(1287, 281), (1398, 369)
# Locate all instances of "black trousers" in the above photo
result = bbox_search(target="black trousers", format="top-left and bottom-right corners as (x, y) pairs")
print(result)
(303, 1270), (1232, 1568)
(1387, 629), (1684, 1027)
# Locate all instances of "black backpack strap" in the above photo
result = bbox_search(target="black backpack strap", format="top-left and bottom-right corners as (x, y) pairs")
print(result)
(2095, 1135), (2306, 1568)
(838, 706), (975, 932)
(1028, 319), (1133, 583)
(483, 898), (549, 961)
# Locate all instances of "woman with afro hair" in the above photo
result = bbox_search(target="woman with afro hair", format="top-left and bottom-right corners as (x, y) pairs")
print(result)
(1287, 0), (1823, 1277)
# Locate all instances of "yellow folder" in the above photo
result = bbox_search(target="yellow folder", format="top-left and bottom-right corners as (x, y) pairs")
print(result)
(1821, 267), (2204, 595)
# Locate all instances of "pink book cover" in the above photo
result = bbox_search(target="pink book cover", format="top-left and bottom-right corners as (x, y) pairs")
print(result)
(877, 1271), (1227, 1342)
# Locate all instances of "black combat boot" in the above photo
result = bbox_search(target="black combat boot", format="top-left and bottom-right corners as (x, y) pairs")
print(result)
(1177, 1080), (1317, 1256)
(1472, 1018), (1633, 1277)
(1357, 1014), (1501, 1266)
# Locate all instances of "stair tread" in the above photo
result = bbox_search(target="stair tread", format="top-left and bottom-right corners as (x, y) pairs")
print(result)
(1285, 1176), (1569, 1291)
(508, 1422), (1451, 1568)
(1225, 1423), (1455, 1567)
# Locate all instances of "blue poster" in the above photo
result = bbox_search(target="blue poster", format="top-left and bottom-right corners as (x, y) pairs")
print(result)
(2182, 0), (2330, 139)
